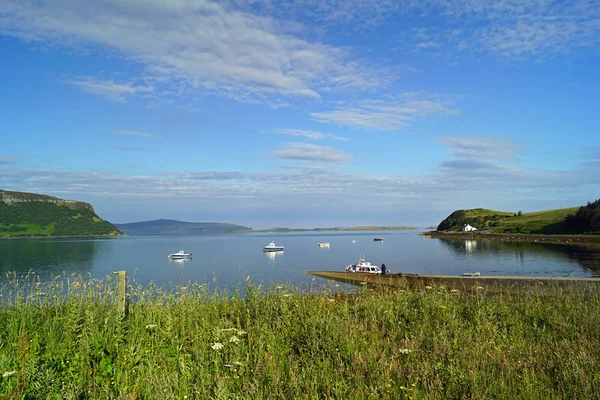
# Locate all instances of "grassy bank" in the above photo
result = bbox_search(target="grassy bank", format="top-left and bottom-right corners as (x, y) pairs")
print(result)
(1, 274), (600, 399)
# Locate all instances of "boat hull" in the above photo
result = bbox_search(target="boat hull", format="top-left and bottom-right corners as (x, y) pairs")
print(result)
(263, 247), (284, 252)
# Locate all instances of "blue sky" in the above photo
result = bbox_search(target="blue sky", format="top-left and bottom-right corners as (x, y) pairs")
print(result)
(1, 0), (599, 229)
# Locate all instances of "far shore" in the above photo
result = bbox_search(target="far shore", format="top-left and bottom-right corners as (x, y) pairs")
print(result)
(232, 226), (418, 233)
(422, 231), (600, 246)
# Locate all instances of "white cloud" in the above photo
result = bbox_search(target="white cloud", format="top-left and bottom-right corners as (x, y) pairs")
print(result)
(62, 78), (154, 102)
(269, 143), (351, 163)
(275, 128), (348, 141)
(0, 0), (391, 103)
(438, 136), (521, 160)
(114, 130), (157, 138)
(311, 93), (459, 130)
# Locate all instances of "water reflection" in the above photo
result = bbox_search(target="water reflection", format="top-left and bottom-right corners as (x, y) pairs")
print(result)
(464, 240), (477, 253)
(437, 238), (600, 275)
(168, 258), (190, 269)
(265, 250), (284, 263)
(0, 238), (98, 277)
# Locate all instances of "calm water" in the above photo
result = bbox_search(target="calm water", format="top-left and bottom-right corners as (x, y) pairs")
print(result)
(1, 230), (599, 290)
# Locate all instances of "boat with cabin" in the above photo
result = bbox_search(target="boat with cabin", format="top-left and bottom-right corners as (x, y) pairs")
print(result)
(263, 241), (284, 252)
(346, 257), (381, 274)
(168, 250), (192, 260)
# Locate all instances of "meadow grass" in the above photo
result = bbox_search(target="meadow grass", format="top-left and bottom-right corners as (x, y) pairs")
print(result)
(1, 273), (599, 399)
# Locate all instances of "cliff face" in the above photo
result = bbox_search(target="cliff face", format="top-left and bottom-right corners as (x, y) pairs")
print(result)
(0, 190), (95, 213)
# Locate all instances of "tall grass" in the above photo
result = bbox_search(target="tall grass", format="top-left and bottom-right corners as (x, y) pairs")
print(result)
(1, 273), (599, 399)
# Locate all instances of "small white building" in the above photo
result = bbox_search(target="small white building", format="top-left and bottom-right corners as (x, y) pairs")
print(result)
(462, 224), (477, 232)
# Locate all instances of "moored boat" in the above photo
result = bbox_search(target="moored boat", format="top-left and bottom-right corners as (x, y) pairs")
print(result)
(263, 241), (284, 252)
(317, 242), (330, 248)
(346, 257), (381, 274)
(168, 250), (192, 260)
(373, 237), (384, 241)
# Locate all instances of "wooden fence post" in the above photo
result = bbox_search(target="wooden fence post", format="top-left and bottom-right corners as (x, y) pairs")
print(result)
(114, 271), (128, 318)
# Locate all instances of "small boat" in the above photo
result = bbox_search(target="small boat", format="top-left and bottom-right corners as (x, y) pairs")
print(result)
(168, 250), (192, 260)
(263, 241), (284, 252)
(317, 242), (330, 248)
(373, 238), (384, 242)
(346, 257), (381, 274)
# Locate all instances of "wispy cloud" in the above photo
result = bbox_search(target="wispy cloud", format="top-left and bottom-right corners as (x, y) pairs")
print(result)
(275, 129), (348, 141)
(311, 93), (459, 130)
(269, 143), (351, 163)
(0, 0), (392, 104)
(62, 77), (154, 102)
(0, 156), (17, 165)
(114, 130), (157, 138)
(110, 146), (146, 152)
(438, 136), (522, 160)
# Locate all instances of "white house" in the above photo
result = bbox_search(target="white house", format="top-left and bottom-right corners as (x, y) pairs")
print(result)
(462, 224), (477, 232)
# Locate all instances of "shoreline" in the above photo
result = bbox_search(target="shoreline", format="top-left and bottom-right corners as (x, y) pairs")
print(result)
(422, 231), (600, 246)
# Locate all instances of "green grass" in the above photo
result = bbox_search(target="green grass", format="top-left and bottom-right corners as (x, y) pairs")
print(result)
(440, 207), (581, 234)
(1, 274), (599, 399)
(0, 222), (56, 237)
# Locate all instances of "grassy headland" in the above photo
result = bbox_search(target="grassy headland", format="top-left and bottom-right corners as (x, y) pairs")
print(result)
(436, 207), (581, 234)
(1, 274), (599, 399)
(0, 190), (121, 238)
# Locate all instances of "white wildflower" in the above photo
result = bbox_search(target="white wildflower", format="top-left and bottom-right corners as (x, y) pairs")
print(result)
(450, 289), (460, 293)
(145, 324), (157, 330)
(233, 361), (244, 366)
(2, 370), (16, 378)
(211, 342), (224, 350)
(425, 286), (432, 290)
(230, 336), (240, 343)
(398, 349), (412, 355)
(237, 330), (247, 336)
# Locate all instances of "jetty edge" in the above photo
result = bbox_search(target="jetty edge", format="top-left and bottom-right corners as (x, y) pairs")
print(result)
(306, 271), (600, 294)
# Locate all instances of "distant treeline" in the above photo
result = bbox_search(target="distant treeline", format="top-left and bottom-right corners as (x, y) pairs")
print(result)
(566, 199), (600, 233)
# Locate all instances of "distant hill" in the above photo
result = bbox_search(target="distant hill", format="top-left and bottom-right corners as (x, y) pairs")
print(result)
(0, 189), (122, 238)
(436, 207), (580, 234)
(115, 219), (252, 236)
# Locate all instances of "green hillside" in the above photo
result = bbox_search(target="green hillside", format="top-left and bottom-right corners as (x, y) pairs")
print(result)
(0, 190), (121, 238)
(437, 207), (580, 234)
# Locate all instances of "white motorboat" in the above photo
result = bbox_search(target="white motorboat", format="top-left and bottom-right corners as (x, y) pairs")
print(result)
(263, 241), (284, 252)
(168, 250), (192, 260)
(346, 257), (381, 274)
(317, 242), (330, 248)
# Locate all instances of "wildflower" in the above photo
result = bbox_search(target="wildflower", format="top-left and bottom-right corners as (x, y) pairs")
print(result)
(2, 370), (17, 378)
(476, 286), (484, 290)
(398, 348), (412, 354)
(237, 330), (247, 336)
(211, 342), (224, 350)
(276, 285), (284, 289)
(230, 336), (240, 343)
(145, 324), (157, 330)
(450, 289), (460, 293)
(233, 361), (244, 367)
(282, 294), (292, 297)
(425, 286), (432, 290)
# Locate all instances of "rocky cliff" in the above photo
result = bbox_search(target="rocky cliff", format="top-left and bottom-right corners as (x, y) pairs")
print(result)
(0, 190), (95, 212)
